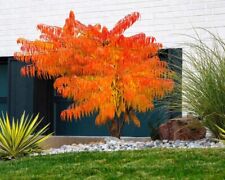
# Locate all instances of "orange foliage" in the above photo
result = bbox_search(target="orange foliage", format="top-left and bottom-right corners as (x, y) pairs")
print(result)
(14, 11), (174, 127)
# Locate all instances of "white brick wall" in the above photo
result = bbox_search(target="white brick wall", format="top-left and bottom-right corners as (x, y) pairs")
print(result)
(0, 0), (225, 56)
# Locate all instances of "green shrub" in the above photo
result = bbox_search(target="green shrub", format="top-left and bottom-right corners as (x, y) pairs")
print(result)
(0, 112), (52, 159)
(182, 29), (225, 138)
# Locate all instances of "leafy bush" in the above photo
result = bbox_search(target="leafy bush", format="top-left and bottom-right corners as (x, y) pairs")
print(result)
(182, 29), (225, 138)
(0, 112), (52, 159)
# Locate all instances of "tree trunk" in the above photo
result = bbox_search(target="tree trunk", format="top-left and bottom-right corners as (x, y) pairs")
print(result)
(108, 114), (125, 139)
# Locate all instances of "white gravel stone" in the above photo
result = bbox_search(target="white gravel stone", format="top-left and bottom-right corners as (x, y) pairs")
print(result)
(36, 138), (225, 156)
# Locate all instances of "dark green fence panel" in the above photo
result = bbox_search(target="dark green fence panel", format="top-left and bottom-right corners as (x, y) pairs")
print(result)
(0, 59), (8, 114)
(0, 58), (53, 132)
(0, 64), (8, 97)
(159, 48), (183, 119)
(54, 99), (170, 136)
(53, 93), (172, 137)
(33, 79), (54, 133)
(54, 99), (108, 136)
(8, 59), (34, 118)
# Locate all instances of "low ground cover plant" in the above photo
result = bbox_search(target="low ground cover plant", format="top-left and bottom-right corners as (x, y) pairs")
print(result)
(0, 112), (51, 159)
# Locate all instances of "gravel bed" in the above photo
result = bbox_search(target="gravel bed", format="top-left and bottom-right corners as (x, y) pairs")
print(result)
(34, 138), (225, 156)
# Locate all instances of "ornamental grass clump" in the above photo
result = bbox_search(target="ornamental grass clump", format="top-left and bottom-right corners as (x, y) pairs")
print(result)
(0, 112), (52, 159)
(182, 29), (225, 139)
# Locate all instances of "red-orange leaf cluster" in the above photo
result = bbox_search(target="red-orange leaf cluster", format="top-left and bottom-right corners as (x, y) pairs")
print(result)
(14, 11), (174, 129)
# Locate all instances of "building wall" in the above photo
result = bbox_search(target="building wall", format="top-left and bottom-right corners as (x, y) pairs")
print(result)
(0, 0), (225, 56)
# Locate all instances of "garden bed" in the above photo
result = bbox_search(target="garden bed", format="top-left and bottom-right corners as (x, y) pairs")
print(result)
(39, 136), (224, 155)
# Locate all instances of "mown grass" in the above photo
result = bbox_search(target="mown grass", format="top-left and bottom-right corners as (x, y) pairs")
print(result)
(0, 148), (224, 179)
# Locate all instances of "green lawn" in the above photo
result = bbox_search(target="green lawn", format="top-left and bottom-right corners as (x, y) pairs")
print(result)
(0, 148), (224, 179)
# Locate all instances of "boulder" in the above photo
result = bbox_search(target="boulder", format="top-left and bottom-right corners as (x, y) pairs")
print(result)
(159, 117), (206, 140)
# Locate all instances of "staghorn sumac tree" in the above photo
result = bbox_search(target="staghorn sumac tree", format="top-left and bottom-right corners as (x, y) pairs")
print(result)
(14, 11), (174, 138)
